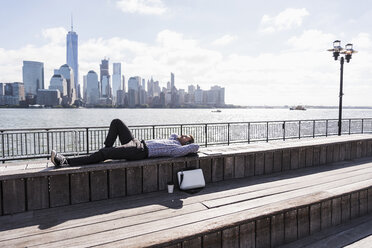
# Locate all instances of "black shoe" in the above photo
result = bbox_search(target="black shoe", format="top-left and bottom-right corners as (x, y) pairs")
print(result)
(51, 150), (69, 168)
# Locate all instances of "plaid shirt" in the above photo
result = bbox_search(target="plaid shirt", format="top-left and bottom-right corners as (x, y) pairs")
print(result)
(145, 134), (199, 158)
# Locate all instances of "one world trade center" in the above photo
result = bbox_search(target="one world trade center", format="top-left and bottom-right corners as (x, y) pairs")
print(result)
(66, 17), (79, 98)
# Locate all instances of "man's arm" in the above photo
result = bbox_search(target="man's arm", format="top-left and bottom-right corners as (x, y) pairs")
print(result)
(170, 143), (200, 157)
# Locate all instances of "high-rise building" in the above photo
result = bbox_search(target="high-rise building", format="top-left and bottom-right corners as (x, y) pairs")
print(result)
(147, 78), (154, 98)
(1, 82), (25, 106)
(116, 90), (125, 107)
(101, 76), (110, 97)
(194, 85), (203, 104)
(128, 76), (140, 107)
(112, 63), (122, 103)
(165, 92), (172, 106)
(188, 85), (195, 94)
(139, 88), (147, 106)
(0, 83), (4, 96)
(58, 64), (75, 105)
(66, 19), (79, 97)
(207, 86), (225, 106)
(83, 75), (87, 100)
(13, 83), (25, 102)
(0, 83), (3, 105)
(22, 61), (44, 96)
(153, 81), (160, 96)
(171, 73), (175, 91)
(170, 72), (177, 106)
(37, 89), (62, 106)
(86, 70), (99, 105)
(100, 59), (111, 98)
(122, 75), (126, 93)
(178, 89), (185, 105)
(49, 74), (67, 96)
(128, 76), (140, 91)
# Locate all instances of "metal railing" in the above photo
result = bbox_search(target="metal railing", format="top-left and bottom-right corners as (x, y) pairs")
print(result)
(1, 118), (372, 162)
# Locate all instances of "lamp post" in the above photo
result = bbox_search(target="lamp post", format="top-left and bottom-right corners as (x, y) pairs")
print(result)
(328, 40), (357, 136)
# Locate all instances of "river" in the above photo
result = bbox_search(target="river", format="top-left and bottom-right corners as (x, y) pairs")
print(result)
(1, 108), (372, 129)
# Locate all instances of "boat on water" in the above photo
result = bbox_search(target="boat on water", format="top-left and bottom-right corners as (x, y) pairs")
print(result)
(211, 109), (222, 113)
(290, 105), (306, 111)
(28, 104), (44, 108)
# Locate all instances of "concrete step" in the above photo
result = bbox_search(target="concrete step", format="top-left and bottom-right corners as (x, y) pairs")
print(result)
(0, 157), (371, 247)
(2, 134), (372, 217)
(280, 214), (372, 248)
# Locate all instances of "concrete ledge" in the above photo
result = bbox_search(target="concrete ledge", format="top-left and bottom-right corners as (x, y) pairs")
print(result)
(0, 158), (371, 247)
(1, 134), (372, 216)
(144, 187), (372, 248)
(280, 212), (372, 247)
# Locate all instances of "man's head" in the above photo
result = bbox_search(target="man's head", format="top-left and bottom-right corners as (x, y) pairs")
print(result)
(178, 134), (195, 145)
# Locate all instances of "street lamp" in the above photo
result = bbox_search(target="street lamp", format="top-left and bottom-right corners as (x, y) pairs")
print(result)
(327, 40), (357, 135)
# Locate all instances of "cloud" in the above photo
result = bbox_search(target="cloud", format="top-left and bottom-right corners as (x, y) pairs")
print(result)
(212, 35), (237, 46)
(42, 27), (68, 45)
(156, 30), (198, 49)
(260, 8), (309, 33)
(351, 33), (371, 49)
(116, 0), (166, 15)
(287, 29), (335, 51)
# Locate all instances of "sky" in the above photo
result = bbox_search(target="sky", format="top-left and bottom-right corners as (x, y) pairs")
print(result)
(0, 0), (372, 106)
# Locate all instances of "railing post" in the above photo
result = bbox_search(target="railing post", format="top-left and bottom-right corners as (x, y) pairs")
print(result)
(152, 125), (155, 139)
(326, 120), (328, 137)
(86, 128), (89, 154)
(266, 122), (269, 142)
(283, 121), (286, 141)
(74, 130), (79, 156)
(180, 124), (183, 136)
(313, 120), (316, 138)
(46, 129), (50, 156)
(227, 123), (230, 145)
(349, 119), (351, 135)
(361, 119), (364, 134)
(205, 124), (208, 147)
(299, 121), (301, 139)
(248, 122), (250, 144)
(1, 131), (5, 163)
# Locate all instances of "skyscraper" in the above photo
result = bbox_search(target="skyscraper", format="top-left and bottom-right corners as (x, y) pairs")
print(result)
(147, 78), (154, 97)
(171, 72), (175, 91)
(3, 82), (25, 105)
(66, 18), (79, 97)
(122, 75), (126, 93)
(86, 70), (99, 105)
(22, 61), (44, 96)
(170, 72), (177, 106)
(58, 64), (75, 105)
(83, 75), (87, 100)
(128, 76), (140, 107)
(112, 63), (122, 103)
(100, 59), (111, 98)
(49, 74), (67, 96)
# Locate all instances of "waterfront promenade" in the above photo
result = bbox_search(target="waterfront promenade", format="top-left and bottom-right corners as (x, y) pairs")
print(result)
(0, 134), (372, 247)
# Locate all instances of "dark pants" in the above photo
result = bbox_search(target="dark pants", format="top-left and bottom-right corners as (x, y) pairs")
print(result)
(67, 119), (148, 166)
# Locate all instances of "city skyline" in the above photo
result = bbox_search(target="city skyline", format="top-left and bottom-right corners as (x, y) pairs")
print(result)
(1, 1), (372, 106)
(1, 22), (227, 108)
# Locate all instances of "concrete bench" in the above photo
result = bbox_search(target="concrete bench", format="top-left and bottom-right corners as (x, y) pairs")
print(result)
(1, 134), (372, 216)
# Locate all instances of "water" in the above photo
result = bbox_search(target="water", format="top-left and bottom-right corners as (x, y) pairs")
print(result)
(1, 108), (372, 129)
